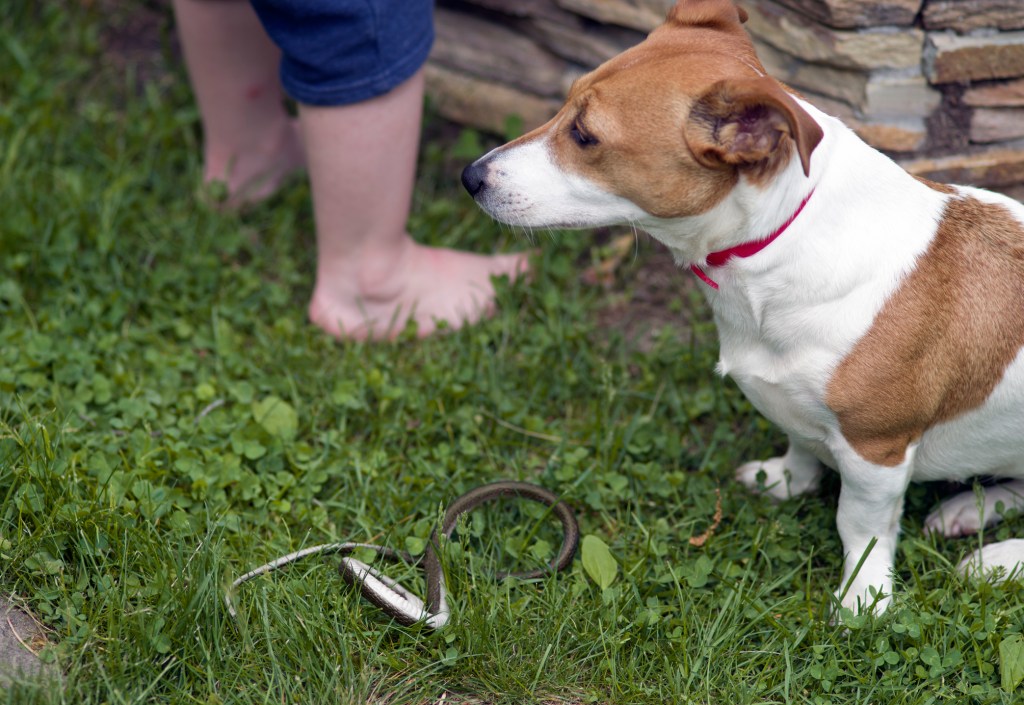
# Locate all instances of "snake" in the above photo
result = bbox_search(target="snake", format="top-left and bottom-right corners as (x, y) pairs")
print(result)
(225, 481), (579, 629)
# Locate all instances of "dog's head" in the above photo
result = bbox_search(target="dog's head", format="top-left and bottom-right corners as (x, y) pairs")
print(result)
(462, 0), (823, 232)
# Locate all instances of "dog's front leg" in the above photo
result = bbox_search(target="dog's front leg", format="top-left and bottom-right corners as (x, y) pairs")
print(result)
(735, 437), (825, 501)
(833, 456), (913, 615)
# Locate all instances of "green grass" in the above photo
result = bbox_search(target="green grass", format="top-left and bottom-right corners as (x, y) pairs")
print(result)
(2, 3), (1023, 704)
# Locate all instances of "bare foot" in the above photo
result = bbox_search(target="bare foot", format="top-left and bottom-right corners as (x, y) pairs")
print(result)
(308, 240), (530, 340)
(203, 118), (305, 209)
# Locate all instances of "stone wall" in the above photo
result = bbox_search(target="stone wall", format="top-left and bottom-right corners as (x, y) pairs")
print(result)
(427, 0), (1024, 198)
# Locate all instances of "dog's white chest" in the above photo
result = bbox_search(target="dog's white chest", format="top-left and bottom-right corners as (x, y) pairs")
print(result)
(717, 331), (835, 445)
(705, 273), (850, 445)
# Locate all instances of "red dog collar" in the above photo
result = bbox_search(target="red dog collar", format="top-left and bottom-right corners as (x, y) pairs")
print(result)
(691, 189), (815, 290)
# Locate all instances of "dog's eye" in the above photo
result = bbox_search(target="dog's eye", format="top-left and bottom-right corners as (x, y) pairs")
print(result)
(570, 121), (598, 148)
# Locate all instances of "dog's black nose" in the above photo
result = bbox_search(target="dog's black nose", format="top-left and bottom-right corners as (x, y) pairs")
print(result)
(461, 162), (487, 197)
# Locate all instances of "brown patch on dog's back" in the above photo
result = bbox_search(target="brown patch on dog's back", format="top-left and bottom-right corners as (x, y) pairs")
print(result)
(826, 196), (1024, 466)
(913, 175), (957, 195)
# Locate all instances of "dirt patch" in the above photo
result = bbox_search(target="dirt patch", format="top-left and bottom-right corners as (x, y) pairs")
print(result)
(0, 597), (56, 687)
(97, 0), (177, 94)
(585, 230), (699, 352)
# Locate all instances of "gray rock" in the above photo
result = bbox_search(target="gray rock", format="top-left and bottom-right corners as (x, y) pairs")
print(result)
(0, 597), (55, 688)
(971, 108), (1024, 143)
(755, 40), (940, 120)
(924, 0), (1024, 32)
(433, 8), (571, 98)
(786, 86), (930, 152)
(925, 30), (1024, 84)
(964, 78), (1024, 107)
(554, 0), (672, 32)
(424, 64), (562, 134)
(900, 145), (1024, 188)
(745, 0), (925, 71)
(460, 0), (575, 21)
(770, 0), (922, 28)
(529, 16), (645, 67)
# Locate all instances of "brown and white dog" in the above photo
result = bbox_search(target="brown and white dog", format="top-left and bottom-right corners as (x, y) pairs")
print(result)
(462, 0), (1024, 613)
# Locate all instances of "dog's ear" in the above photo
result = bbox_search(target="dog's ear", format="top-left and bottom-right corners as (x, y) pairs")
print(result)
(684, 77), (823, 177)
(668, 0), (748, 28)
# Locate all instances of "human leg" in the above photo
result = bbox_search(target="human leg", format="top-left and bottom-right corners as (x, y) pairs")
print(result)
(300, 69), (528, 339)
(172, 0), (304, 207)
(241, 0), (529, 339)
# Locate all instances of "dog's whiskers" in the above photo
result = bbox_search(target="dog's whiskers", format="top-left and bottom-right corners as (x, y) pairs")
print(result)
(629, 221), (641, 263)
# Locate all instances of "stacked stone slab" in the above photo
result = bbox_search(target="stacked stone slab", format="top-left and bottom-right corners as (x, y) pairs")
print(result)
(748, 0), (1024, 197)
(428, 0), (1024, 198)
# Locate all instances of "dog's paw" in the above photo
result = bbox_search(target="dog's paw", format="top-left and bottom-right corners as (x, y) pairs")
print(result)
(735, 458), (788, 501)
(958, 539), (1024, 582)
(924, 491), (988, 537)
(834, 571), (893, 617)
(924, 482), (1024, 538)
(735, 456), (818, 501)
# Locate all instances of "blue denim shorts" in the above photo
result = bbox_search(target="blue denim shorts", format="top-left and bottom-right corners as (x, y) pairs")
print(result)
(249, 0), (434, 106)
